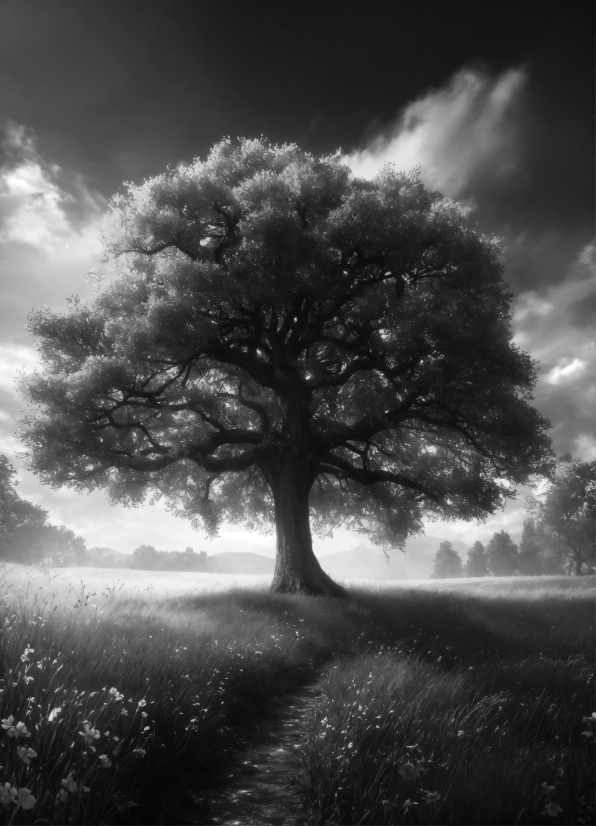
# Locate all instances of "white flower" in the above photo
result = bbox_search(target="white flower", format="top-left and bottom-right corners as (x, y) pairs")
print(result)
(48, 707), (62, 722)
(98, 754), (112, 768)
(0, 783), (16, 806)
(16, 746), (37, 765)
(544, 802), (563, 817)
(79, 723), (100, 744)
(137, 699), (147, 708)
(16, 788), (35, 810)
(398, 762), (424, 780)
(120, 708), (129, 716)
(61, 773), (78, 793)
(56, 788), (68, 803)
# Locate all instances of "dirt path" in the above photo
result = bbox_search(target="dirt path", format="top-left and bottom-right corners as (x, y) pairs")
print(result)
(180, 685), (320, 826)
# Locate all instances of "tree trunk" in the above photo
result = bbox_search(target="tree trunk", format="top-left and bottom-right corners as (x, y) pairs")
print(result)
(263, 458), (348, 597)
(572, 552), (584, 576)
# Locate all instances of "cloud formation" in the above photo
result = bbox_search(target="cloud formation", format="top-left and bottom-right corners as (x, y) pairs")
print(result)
(343, 67), (526, 201)
(512, 241), (596, 460)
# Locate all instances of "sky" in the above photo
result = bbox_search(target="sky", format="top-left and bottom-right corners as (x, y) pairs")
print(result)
(0, 1), (593, 576)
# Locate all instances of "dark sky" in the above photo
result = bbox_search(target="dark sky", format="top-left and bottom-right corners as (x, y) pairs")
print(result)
(0, 1), (593, 560)
(1, 1), (593, 229)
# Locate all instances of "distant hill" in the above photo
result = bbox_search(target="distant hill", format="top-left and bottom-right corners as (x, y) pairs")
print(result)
(318, 536), (469, 580)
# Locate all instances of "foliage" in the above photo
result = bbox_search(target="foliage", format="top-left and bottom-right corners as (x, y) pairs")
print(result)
(517, 518), (544, 576)
(18, 139), (553, 583)
(464, 540), (489, 577)
(431, 541), (463, 578)
(534, 457), (596, 575)
(486, 530), (519, 576)
(0, 455), (87, 565)
(131, 545), (208, 571)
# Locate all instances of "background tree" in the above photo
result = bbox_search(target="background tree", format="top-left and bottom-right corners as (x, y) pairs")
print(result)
(1, 454), (88, 564)
(464, 540), (488, 577)
(431, 541), (464, 578)
(487, 530), (519, 576)
(517, 518), (544, 576)
(534, 457), (595, 575)
(132, 544), (160, 570)
(19, 139), (552, 595)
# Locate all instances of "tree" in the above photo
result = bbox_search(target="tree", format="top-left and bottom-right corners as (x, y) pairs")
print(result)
(464, 540), (488, 577)
(535, 457), (595, 576)
(517, 518), (544, 576)
(0, 454), (49, 562)
(132, 544), (160, 570)
(0, 454), (88, 564)
(431, 541), (463, 578)
(486, 530), (519, 576)
(18, 139), (552, 595)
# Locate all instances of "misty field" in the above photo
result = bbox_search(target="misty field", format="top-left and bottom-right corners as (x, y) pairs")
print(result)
(0, 564), (593, 825)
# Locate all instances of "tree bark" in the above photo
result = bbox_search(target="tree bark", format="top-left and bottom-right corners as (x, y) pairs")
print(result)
(262, 458), (348, 597)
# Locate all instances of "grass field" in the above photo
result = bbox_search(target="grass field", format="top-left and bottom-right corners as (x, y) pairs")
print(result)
(0, 563), (593, 824)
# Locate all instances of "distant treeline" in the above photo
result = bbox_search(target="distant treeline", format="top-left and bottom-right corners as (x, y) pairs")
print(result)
(129, 544), (208, 571)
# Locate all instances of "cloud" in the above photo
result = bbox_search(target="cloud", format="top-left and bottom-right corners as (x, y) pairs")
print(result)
(546, 358), (587, 386)
(343, 67), (527, 200)
(0, 122), (105, 467)
(512, 241), (595, 458)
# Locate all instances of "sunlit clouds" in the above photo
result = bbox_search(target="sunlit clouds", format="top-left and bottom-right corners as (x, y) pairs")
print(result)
(343, 67), (526, 201)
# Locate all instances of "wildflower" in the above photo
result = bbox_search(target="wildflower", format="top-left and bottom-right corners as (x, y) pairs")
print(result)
(62, 773), (78, 793)
(399, 762), (424, 780)
(16, 746), (37, 765)
(120, 708), (129, 716)
(133, 748), (146, 757)
(99, 754), (112, 768)
(56, 789), (68, 803)
(1, 717), (30, 739)
(138, 699), (147, 708)
(544, 802), (563, 817)
(16, 788), (35, 810)
(0, 784), (16, 806)
(347, 742), (354, 749)
(403, 798), (419, 811)
(20, 647), (34, 663)
(421, 790), (441, 804)
(582, 712), (596, 724)
(79, 723), (100, 744)
(108, 687), (124, 701)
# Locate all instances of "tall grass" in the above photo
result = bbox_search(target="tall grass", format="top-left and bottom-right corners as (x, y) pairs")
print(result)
(299, 584), (595, 824)
(0, 564), (592, 824)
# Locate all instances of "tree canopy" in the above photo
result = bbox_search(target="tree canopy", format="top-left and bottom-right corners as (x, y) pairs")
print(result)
(431, 541), (463, 579)
(19, 138), (552, 594)
(0, 454), (87, 565)
(464, 540), (489, 577)
(486, 530), (519, 576)
(534, 457), (595, 575)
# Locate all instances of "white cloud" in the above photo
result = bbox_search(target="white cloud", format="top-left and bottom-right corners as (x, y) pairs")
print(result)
(0, 122), (106, 254)
(546, 358), (587, 385)
(0, 344), (39, 391)
(343, 67), (526, 199)
(574, 434), (596, 461)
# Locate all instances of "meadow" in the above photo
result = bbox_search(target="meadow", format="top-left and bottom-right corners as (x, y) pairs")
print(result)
(0, 564), (592, 825)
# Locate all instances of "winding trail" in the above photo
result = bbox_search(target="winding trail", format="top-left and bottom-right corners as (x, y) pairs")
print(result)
(183, 685), (320, 826)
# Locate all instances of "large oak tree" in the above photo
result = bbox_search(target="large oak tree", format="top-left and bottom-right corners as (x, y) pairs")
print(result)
(19, 139), (552, 595)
